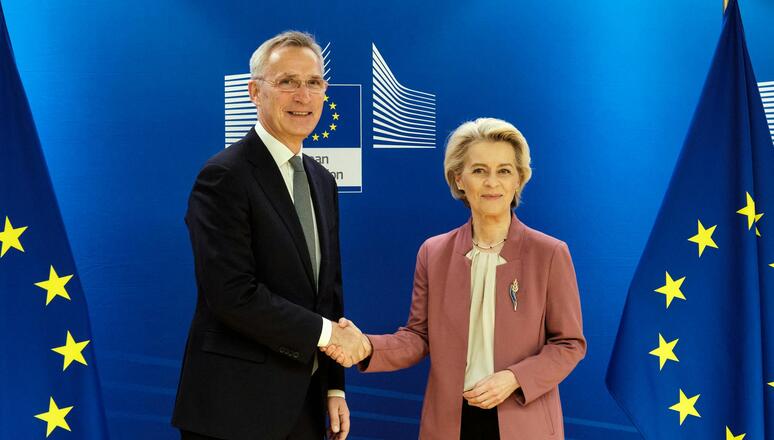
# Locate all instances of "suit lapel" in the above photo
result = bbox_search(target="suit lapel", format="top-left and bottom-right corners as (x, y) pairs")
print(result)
(494, 215), (526, 370)
(498, 214), (525, 263)
(447, 221), (474, 351)
(243, 129), (315, 288)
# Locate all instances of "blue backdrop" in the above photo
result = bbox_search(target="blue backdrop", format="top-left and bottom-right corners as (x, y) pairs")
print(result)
(4, 1), (774, 438)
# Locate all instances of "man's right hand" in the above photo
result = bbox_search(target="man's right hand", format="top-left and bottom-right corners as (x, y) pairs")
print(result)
(323, 318), (372, 367)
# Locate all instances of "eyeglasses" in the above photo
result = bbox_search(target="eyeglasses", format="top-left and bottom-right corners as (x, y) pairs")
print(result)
(256, 76), (328, 94)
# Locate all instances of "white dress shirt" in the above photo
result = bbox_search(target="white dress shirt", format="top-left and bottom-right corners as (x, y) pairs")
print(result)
(254, 122), (343, 398)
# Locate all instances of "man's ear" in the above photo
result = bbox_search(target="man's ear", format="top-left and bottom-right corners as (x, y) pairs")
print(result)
(248, 80), (260, 108)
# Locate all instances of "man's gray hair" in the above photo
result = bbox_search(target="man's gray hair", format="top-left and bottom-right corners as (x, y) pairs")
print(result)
(249, 30), (324, 79)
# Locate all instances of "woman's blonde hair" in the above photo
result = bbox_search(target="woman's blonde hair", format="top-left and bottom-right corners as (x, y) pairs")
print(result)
(444, 118), (532, 208)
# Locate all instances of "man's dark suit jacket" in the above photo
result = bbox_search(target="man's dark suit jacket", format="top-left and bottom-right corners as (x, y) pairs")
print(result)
(172, 128), (345, 439)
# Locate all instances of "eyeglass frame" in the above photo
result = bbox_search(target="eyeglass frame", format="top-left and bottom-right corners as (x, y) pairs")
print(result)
(254, 75), (329, 94)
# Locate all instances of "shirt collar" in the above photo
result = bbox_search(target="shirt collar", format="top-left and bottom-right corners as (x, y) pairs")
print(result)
(254, 120), (303, 167)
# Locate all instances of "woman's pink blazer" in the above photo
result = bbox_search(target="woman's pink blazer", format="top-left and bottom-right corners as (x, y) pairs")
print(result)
(362, 215), (586, 439)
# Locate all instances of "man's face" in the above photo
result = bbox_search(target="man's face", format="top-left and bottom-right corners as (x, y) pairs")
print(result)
(249, 46), (325, 150)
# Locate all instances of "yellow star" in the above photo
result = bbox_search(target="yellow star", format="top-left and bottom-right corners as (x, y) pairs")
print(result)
(332, 112), (340, 120)
(323, 94), (329, 102)
(737, 192), (763, 230)
(655, 271), (686, 308)
(312, 134), (319, 141)
(329, 102), (337, 110)
(669, 389), (700, 425)
(768, 381), (774, 387)
(34, 266), (73, 306)
(648, 333), (679, 370)
(52, 331), (90, 371)
(726, 426), (746, 440)
(0, 216), (27, 257)
(329, 123), (337, 131)
(34, 397), (73, 437)
(322, 131), (329, 139)
(770, 263), (774, 269)
(687, 220), (718, 257)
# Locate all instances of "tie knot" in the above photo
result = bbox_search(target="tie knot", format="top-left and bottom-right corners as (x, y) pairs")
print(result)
(289, 156), (304, 172)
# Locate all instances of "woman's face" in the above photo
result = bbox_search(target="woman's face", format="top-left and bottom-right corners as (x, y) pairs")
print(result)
(455, 141), (520, 218)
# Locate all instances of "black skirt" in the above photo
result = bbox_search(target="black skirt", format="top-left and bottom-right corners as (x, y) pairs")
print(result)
(460, 400), (500, 440)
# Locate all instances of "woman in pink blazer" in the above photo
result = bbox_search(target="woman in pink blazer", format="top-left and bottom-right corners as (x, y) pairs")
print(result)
(327, 118), (586, 439)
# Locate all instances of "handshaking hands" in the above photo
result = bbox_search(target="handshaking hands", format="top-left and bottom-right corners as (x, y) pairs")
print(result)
(321, 318), (372, 367)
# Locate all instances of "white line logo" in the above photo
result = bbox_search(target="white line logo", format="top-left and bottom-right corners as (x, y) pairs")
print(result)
(760, 81), (774, 145)
(224, 73), (254, 148)
(322, 42), (332, 82)
(372, 44), (436, 149)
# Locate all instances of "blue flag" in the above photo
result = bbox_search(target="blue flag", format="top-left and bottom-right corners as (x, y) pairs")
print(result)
(0, 3), (109, 439)
(606, 1), (774, 438)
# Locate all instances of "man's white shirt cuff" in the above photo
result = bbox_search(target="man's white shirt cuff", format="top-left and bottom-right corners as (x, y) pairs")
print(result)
(318, 317), (332, 346)
(327, 390), (346, 398)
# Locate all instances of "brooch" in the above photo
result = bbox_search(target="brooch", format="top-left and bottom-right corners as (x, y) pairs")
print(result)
(509, 278), (519, 311)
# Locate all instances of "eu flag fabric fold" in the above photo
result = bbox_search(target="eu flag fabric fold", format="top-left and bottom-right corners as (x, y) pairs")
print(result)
(606, 0), (774, 438)
(0, 3), (109, 439)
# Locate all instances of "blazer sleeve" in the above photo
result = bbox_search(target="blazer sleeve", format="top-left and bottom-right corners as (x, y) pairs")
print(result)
(186, 163), (322, 363)
(360, 242), (430, 372)
(507, 241), (586, 405)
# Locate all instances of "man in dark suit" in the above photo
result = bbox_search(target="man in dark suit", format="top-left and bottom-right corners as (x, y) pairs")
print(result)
(172, 31), (369, 440)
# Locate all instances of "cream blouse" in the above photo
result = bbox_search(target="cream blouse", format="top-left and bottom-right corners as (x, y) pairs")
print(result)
(464, 246), (506, 391)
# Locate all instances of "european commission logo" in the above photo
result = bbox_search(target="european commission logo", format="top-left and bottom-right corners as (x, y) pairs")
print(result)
(223, 43), (363, 193)
(761, 80), (774, 145)
(371, 44), (436, 149)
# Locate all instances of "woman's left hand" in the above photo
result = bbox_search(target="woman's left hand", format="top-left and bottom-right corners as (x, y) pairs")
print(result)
(463, 370), (520, 409)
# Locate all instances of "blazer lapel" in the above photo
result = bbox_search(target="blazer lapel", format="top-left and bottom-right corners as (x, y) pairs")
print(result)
(243, 129), (315, 288)
(446, 220), (474, 351)
(494, 215), (527, 370)
(497, 214), (525, 263)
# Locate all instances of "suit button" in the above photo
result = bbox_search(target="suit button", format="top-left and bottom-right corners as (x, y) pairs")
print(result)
(293, 352), (299, 359)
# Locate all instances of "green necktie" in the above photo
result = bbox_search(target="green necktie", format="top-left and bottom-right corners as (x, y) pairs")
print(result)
(289, 156), (317, 283)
